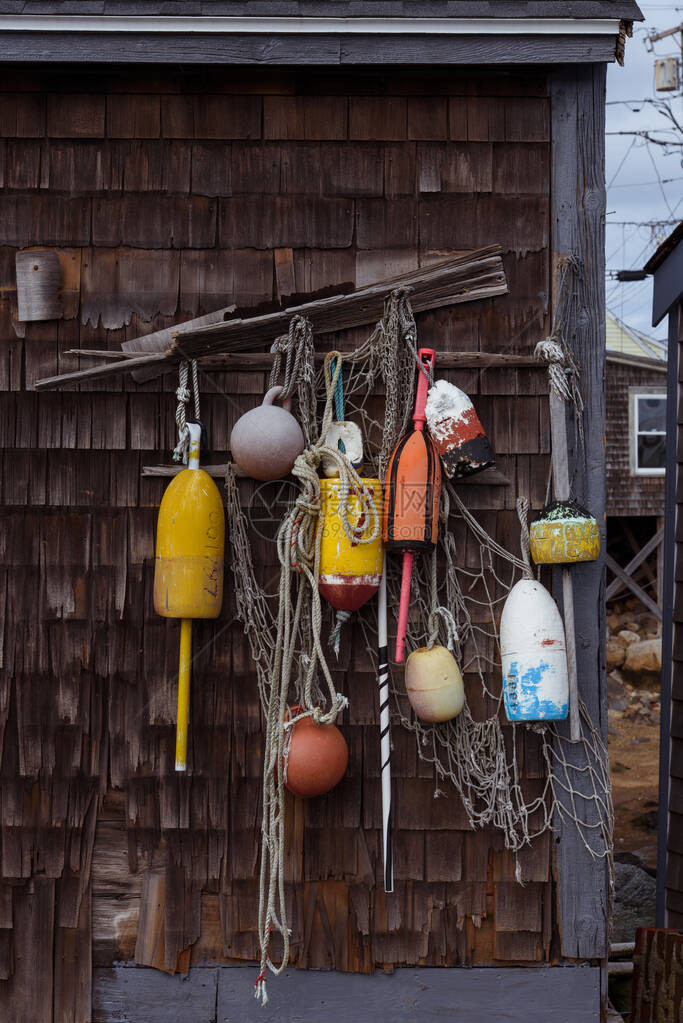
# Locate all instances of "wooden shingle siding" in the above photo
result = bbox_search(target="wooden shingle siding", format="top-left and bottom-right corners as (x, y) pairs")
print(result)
(0, 65), (595, 1018)
(605, 358), (666, 516)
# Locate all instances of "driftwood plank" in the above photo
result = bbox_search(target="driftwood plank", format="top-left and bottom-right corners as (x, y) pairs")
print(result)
(170, 247), (507, 359)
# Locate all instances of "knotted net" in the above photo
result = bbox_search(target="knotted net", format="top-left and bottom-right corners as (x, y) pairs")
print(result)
(223, 288), (613, 1000)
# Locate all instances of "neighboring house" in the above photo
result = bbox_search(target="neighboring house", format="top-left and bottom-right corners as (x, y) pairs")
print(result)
(0, 5), (641, 1021)
(644, 222), (683, 929)
(605, 313), (666, 617)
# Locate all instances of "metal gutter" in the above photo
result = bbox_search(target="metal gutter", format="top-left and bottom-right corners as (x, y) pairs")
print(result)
(0, 15), (623, 35)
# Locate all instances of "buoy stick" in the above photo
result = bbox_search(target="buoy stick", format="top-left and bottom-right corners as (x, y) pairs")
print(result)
(394, 351), (434, 664)
(395, 552), (414, 664)
(176, 422), (200, 771)
(548, 389), (581, 741)
(176, 617), (192, 771)
(377, 553), (394, 893)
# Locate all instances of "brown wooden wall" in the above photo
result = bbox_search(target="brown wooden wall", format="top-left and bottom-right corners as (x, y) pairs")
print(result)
(0, 68), (559, 1019)
(605, 355), (666, 518)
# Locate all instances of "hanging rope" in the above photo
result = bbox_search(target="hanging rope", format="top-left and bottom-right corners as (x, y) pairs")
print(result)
(516, 497), (534, 580)
(255, 346), (379, 1006)
(426, 545), (459, 652)
(331, 353), (347, 457)
(270, 314), (317, 447)
(172, 359), (201, 463)
(534, 256), (584, 424)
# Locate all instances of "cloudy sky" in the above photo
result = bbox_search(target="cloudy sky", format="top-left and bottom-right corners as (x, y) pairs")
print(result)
(605, 0), (682, 338)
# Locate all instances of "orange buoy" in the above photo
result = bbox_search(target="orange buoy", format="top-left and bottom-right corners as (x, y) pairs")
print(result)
(382, 349), (442, 663)
(284, 707), (349, 798)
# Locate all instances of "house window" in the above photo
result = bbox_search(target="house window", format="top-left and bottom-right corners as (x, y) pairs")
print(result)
(630, 388), (667, 475)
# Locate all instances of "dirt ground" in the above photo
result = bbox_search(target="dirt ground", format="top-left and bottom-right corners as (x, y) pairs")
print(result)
(609, 703), (660, 870)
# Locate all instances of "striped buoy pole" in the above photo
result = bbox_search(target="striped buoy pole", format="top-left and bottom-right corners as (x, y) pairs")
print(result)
(377, 553), (394, 893)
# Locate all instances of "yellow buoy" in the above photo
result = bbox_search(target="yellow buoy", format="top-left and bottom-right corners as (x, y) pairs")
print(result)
(529, 499), (600, 565)
(154, 423), (225, 771)
(318, 477), (383, 611)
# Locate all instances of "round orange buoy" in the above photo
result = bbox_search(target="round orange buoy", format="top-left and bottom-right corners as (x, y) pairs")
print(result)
(284, 707), (349, 798)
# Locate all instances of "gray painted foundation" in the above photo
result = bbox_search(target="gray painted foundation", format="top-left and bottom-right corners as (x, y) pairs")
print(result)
(93, 965), (600, 1023)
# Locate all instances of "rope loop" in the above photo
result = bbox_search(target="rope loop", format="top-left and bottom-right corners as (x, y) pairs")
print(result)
(516, 497), (534, 580)
(173, 359), (201, 463)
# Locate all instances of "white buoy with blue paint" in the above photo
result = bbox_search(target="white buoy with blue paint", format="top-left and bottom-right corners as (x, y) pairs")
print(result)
(500, 578), (569, 722)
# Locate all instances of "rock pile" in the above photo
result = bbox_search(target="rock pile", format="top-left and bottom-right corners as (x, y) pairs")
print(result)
(606, 598), (661, 685)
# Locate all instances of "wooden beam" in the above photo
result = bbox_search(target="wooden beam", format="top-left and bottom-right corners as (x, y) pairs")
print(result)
(550, 65), (609, 965)
(0, 31), (621, 66)
(141, 463), (512, 486)
(32, 349), (541, 392)
(605, 526), (664, 602)
(93, 964), (601, 1022)
(605, 554), (663, 621)
(622, 521), (656, 585)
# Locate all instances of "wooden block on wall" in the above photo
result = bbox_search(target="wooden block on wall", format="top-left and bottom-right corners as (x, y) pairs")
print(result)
(16, 249), (62, 322)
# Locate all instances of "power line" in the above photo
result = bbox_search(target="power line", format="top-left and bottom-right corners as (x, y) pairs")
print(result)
(606, 219), (680, 226)
(610, 176), (683, 188)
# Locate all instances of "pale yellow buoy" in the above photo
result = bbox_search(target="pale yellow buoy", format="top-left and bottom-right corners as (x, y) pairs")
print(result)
(404, 645), (465, 722)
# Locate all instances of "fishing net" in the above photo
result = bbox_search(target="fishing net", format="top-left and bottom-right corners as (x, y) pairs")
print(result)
(222, 285), (613, 1001)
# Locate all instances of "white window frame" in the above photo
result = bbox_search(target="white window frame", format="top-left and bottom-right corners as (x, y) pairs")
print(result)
(629, 386), (667, 477)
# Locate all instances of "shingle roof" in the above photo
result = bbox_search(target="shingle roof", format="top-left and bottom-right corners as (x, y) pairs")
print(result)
(0, 1), (644, 17)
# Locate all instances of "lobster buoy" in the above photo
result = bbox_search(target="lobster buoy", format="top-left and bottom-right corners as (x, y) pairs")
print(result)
(500, 579), (568, 722)
(154, 427), (224, 620)
(425, 379), (495, 479)
(318, 477), (383, 612)
(154, 422), (225, 770)
(405, 645), (465, 722)
(383, 349), (442, 663)
(529, 499), (600, 565)
(230, 385), (305, 481)
(284, 708), (349, 798)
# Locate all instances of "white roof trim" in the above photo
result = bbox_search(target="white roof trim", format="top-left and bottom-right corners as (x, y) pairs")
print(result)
(0, 15), (623, 35)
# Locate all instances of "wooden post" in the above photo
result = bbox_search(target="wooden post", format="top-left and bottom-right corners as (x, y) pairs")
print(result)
(550, 66), (609, 966)
(548, 388), (581, 741)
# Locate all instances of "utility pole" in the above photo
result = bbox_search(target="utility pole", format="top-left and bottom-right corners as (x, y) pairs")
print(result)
(648, 22), (683, 93)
